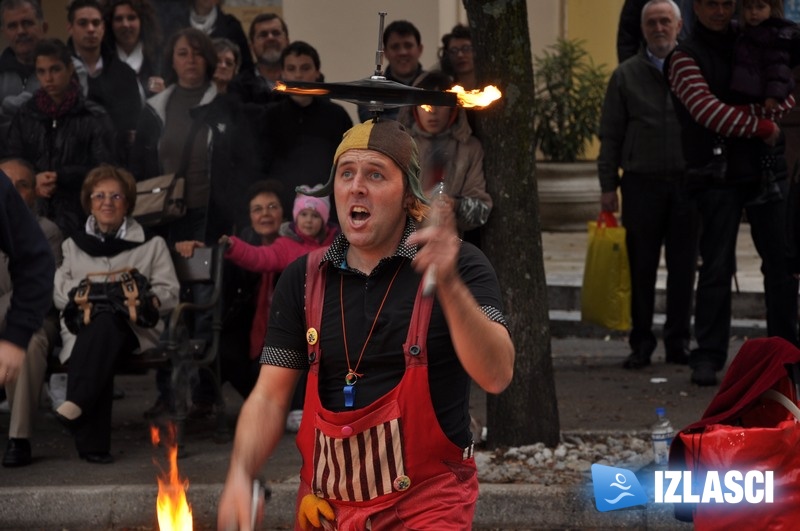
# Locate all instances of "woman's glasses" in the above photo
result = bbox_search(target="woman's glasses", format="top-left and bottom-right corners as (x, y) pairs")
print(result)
(447, 45), (473, 56)
(91, 192), (125, 203)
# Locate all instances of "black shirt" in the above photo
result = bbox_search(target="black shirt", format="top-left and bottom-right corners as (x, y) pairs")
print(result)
(262, 219), (507, 446)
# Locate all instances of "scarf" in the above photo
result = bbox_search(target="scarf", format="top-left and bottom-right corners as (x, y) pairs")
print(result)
(189, 6), (217, 34)
(70, 222), (145, 258)
(33, 76), (81, 120)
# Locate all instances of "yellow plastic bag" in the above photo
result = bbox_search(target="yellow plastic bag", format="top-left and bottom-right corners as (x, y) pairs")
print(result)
(580, 212), (631, 331)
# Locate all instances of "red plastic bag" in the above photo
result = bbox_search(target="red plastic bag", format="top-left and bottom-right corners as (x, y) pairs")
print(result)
(673, 339), (800, 530)
(678, 414), (800, 529)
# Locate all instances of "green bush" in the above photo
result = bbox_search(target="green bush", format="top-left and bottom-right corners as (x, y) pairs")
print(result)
(534, 38), (608, 162)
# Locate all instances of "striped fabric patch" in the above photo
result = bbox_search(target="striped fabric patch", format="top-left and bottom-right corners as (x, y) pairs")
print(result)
(312, 419), (405, 502)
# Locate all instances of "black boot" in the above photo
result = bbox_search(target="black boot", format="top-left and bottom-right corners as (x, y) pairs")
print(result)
(2, 438), (32, 467)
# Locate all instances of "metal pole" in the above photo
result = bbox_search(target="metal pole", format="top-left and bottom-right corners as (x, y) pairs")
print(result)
(373, 12), (387, 78)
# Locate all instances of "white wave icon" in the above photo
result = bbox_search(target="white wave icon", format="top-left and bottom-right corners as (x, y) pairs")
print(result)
(603, 473), (635, 505)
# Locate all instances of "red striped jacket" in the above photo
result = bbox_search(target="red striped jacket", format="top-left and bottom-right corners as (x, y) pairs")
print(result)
(667, 50), (795, 140)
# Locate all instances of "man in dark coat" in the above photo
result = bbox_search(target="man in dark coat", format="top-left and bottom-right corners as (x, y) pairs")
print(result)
(5, 38), (116, 238)
(67, 0), (142, 165)
(665, 0), (799, 386)
(0, 169), (55, 390)
(0, 0), (49, 137)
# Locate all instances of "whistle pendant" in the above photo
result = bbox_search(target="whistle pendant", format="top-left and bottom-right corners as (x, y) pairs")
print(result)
(343, 384), (355, 408)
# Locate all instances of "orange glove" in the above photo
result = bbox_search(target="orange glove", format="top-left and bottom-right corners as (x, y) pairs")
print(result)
(297, 493), (336, 530)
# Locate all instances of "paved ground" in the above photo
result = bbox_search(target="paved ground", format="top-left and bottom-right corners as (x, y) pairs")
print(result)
(0, 224), (776, 529)
(0, 335), (746, 530)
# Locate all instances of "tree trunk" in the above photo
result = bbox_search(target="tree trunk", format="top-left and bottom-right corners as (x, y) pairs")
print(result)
(463, 0), (560, 447)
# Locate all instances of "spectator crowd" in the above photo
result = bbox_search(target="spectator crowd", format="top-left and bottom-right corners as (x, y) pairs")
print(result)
(0, 0), (490, 469)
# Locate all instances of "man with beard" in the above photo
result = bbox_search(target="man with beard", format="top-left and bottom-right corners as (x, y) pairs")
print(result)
(229, 13), (288, 105)
(0, 0), (48, 137)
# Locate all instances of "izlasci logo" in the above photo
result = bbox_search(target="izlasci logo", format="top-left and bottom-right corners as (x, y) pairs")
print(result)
(592, 464), (776, 512)
(591, 464), (648, 512)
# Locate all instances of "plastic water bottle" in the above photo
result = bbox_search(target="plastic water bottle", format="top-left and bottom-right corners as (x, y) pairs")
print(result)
(651, 407), (674, 467)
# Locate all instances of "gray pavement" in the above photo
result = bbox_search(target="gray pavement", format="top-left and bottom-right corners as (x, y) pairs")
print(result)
(0, 225), (776, 529)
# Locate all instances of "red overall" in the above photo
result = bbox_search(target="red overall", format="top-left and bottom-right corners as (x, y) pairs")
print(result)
(294, 250), (478, 530)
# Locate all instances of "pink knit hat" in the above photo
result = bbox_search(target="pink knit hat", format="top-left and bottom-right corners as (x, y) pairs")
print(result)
(293, 184), (330, 224)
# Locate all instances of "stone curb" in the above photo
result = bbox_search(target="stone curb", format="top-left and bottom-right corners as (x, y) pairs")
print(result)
(0, 483), (691, 530)
(549, 309), (767, 340)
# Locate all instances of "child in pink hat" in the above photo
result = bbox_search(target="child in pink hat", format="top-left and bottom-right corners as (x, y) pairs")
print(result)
(222, 184), (337, 276)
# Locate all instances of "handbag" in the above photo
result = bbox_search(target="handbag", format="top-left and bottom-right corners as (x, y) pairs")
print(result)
(132, 173), (186, 227)
(669, 338), (800, 529)
(676, 382), (800, 530)
(63, 267), (161, 334)
(580, 211), (631, 331)
(132, 116), (205, 227)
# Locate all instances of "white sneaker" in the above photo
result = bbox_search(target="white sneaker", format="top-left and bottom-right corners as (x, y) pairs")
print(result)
(285, 409), (303, 433)
(48, 374), (68, 410)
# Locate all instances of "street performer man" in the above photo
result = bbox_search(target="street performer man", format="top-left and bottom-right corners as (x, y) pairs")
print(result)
(217, 119), (515, 530)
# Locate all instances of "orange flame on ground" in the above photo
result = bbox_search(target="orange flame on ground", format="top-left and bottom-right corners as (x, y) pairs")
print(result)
(151, 424), (193, 531)
(448, 85), (502, 108)
(274, 81), (330, 95)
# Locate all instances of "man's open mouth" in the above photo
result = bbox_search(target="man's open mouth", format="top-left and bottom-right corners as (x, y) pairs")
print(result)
(351, 206), (370, 222)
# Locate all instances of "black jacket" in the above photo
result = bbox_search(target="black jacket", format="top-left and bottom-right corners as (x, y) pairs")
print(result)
(668, 22), (786, 182)
(208, 9), (253, 73)
(0, 172), (55, 349)
(229, 68), (282, 105)
(179, 8), (253, 73)
(130, 87), (264, 242)
(0, 47), (39, 140)
(69, 42), (143, 164)
(4, 92), (116, 237)
(264, 97), (353, 213)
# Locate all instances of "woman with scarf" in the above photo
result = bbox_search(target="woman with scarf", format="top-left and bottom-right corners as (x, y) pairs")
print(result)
(4, 38), (116, 239)
(52, 165), (179, 464)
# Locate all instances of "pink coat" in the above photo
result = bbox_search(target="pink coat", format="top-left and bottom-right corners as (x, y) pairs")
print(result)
(225, 224), (338, 358)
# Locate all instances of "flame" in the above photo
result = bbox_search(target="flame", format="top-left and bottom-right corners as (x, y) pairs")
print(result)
(420, 104), (433, 113)
(274, 81), (330, 95)
(151, 424), (193, 531)
(448, 85), (502, 108)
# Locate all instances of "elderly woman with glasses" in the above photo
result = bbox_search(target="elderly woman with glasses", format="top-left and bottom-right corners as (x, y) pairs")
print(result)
(52, 165), (179, 464)
(211, 37), (241, 94)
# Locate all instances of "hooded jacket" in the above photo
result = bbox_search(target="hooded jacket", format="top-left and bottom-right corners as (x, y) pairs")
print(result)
(410, 108), (492, 232)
